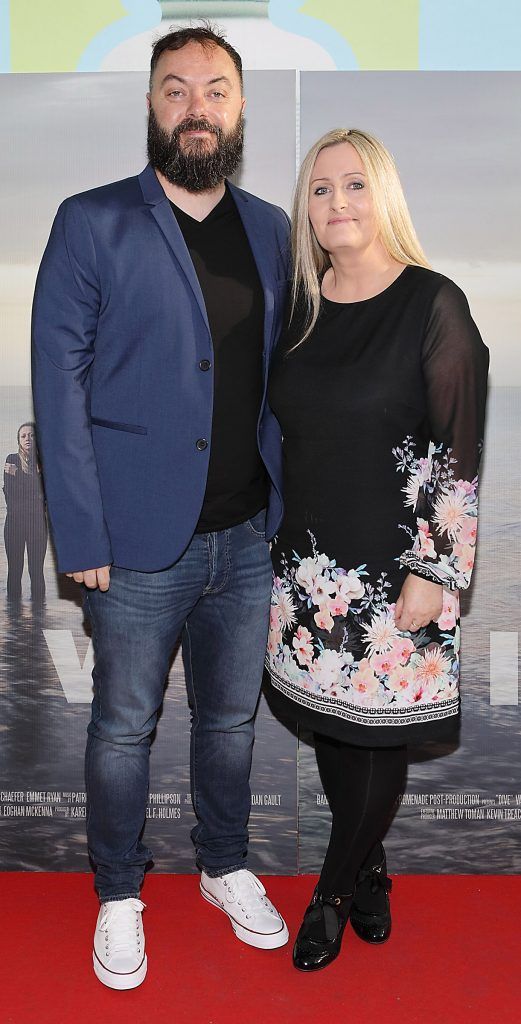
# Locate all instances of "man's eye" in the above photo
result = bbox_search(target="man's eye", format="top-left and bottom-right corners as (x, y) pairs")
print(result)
(210, 91), (225, 98)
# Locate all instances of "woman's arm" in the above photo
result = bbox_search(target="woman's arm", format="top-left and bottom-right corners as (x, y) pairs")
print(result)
(3, 454), (20, 504)
(397, 278), (489, 625)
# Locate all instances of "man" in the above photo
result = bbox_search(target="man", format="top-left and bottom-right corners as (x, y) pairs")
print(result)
(32, 26), (290, 990)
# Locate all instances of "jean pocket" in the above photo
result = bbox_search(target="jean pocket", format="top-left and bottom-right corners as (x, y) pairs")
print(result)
(246, 508), (267, 538)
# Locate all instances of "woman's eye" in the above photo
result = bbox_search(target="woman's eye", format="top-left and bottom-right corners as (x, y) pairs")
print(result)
(313, 186), (329, 196)
(349, 181), (364, 189)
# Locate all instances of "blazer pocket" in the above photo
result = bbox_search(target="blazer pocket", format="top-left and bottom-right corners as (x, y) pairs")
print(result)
(91, 416), (147, 435)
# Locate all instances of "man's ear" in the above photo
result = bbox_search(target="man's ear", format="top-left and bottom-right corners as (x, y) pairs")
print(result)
(241, 96), (246, 115)
(146, 92), (151, 111)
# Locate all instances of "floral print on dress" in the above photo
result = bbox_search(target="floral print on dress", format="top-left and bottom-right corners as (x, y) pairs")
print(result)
(395, 436), (479, 590)
(267, 529), (460, 719)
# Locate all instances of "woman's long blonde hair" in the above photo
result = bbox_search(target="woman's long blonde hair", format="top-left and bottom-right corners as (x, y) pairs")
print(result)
(291, 128), (430, 345)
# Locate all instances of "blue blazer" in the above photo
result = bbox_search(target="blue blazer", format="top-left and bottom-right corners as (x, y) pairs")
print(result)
(32, 165), (290, 572)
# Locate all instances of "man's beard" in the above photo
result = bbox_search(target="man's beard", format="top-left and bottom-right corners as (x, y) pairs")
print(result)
(147, 109), (244, 193)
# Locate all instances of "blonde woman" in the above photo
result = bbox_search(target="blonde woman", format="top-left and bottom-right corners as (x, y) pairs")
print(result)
(265, 129), (488, 971)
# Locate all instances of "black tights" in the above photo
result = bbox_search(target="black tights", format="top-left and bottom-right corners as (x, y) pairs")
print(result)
(314, 733), (407, 897)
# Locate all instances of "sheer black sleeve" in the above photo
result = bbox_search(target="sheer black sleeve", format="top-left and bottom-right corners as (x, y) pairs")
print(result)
(400, 278), (489, 590)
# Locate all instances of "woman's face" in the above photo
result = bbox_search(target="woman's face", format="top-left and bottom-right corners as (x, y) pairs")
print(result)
(308, 142), (378, 257)
(18, 426), (34, 453)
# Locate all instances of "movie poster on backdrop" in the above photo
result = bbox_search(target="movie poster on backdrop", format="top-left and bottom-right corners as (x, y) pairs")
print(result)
(0, 69), (298, 874)
(297, 70), (521, 873)
(1, 63), (520, 876)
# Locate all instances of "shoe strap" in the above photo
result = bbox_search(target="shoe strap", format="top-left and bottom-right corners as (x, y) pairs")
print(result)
(357, 865), (392, 894)
(321, 893), (353, 908)
(304, 890), (353, 941)
(308, 888), (353, 910)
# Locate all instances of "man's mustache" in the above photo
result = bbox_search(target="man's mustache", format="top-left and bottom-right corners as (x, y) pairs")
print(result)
(174, 117), (221, 139)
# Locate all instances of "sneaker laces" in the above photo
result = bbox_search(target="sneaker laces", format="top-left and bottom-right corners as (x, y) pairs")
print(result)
(223, 870), (273, 918)
(99, 899), (145, 955)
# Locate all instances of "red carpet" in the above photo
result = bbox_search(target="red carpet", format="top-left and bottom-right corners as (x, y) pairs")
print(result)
(4, 873), (519, 1024)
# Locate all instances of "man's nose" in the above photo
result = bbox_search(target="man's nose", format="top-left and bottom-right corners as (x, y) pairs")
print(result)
(186, 89), (208, 118)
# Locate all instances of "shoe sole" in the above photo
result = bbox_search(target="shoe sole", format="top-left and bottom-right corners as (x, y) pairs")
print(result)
(200, 884), (289, 949)
(93, 951), (148, 990)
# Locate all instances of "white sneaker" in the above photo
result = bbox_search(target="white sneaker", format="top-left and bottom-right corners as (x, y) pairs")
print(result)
(93, 898), (147, 990)
(200, 869), (289, 949)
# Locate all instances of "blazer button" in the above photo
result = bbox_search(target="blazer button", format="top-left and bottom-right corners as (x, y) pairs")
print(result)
(199, 359), (211, 371)
(196, 438), (208, 451)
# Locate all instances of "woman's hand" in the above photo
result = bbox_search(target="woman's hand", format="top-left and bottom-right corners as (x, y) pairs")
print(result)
(394, 574), (443, 632)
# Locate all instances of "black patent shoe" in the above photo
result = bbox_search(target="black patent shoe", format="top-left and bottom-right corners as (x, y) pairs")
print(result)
(293, 888), (353, 972)
(350, 841), (392, 944)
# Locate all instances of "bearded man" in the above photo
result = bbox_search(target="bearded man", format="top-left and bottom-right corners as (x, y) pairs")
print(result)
(32, 26), (290, 989)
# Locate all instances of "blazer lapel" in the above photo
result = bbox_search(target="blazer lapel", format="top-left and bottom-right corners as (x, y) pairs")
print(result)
(138, 164), (210, 334)
(228, 182), (277, 358)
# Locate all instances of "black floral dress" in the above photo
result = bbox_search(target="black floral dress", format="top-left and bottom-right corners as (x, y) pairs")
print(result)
(265, 266), (489, 745)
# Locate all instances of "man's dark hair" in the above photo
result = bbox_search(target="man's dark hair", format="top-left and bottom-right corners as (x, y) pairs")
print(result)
(150, 23), (243, 89)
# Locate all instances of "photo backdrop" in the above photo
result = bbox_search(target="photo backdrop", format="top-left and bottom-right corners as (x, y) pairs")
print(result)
(0, 3), (520, 875)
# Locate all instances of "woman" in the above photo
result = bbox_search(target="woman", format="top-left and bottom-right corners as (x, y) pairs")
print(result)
(3, 422), (47, 604)
(265, 129), (488, 971)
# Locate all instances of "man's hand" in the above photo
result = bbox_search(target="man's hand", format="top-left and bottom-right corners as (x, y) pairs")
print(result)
(394, 574), (443, 632)
(66, 566), (111, 591)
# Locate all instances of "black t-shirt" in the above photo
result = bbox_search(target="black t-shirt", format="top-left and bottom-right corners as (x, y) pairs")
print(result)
(170, 186), (268, 532)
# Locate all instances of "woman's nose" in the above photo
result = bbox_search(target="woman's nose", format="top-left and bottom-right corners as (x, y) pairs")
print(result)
(330, 189), (348, 211)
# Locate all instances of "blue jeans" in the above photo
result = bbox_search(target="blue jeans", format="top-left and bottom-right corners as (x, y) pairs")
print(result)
(84, 510), (271, 902)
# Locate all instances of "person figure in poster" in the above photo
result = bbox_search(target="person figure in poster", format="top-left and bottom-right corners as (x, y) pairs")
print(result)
(32, 25), (290, 990)
(265, 128), (489, 971)
(3, 422), (47, 606)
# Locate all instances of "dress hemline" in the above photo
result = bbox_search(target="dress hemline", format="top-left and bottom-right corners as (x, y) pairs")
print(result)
(264, 668), (461, 748)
